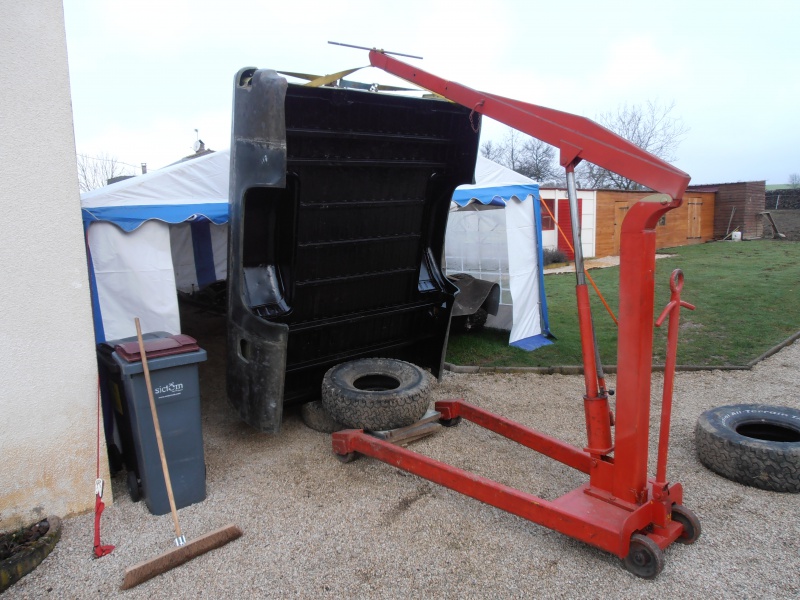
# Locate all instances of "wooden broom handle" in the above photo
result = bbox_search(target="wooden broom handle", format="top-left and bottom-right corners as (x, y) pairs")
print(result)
(135, 318), (183, 542)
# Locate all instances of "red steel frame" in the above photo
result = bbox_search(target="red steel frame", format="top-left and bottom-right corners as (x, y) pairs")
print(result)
(332, 51), (697, 563)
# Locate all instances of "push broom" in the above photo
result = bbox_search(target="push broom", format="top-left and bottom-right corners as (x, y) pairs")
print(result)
(121, 318), (242, 590)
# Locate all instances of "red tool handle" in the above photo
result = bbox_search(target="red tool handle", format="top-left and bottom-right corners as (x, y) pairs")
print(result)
(654, 270), (696, 485)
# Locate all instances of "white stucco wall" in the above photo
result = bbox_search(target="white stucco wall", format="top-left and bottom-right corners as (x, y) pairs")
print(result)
(538, 189), (597, 258)
(0, 1), (107, 529)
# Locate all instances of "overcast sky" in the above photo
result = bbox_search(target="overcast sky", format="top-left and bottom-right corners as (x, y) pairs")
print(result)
(63, 0), (798, 186)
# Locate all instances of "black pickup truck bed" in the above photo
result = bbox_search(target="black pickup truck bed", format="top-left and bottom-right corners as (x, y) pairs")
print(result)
(226, 68), (480, 432)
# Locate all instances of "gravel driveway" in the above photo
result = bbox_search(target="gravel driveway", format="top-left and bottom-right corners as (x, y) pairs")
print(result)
(6, 309), (800, 599)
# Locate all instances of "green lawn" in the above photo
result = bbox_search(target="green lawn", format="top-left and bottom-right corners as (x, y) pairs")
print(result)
(445, 240), (800, 368)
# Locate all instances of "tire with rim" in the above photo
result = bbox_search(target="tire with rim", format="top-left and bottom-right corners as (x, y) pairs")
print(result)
(695, 404), (800, 493)
(321, 358), (431, 431)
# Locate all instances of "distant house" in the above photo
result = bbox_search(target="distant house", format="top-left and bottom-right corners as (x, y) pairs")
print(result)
(598, 188), (716, 256)
(539, 180), (766, 258)
(539, 187), (715, 258)
(537, 189), (597, 260)
(165, 140), (215, 167)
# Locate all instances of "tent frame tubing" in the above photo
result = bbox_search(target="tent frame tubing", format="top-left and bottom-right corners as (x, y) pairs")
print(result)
(331, 50), (699, 572)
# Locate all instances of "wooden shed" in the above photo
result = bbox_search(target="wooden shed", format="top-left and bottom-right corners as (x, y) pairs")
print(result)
(687, 181), (765, 240)
(593, 189), (715, 257)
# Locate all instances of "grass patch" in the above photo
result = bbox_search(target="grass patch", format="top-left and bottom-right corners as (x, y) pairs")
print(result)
(445, 240), (800, 368)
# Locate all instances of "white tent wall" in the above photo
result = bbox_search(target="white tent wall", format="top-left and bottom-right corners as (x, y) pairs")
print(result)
(445, 209), (512, 328)
(170, 222), (229, 293)
(447, 156), (553, 349)
(505, 198), (545, 346)
(444, 198), (550, 348)
(81, 149), (229, 342)
(89, 221), (181, 341)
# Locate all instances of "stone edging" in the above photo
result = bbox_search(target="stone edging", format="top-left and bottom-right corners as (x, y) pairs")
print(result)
(0, 515), (62, 593)
(444, 330), (800, 375)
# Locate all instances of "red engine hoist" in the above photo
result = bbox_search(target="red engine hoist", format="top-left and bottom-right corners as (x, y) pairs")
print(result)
(332, 50), (700, 578)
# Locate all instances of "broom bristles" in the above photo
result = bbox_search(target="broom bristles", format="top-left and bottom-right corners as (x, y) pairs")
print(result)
(121, 524), (242, 590)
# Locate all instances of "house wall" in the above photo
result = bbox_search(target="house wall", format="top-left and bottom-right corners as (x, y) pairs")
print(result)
(711, 181), (765, 239)
(594, 190), (716, 257)
(0, 1), (106, 529)
(538, 189), (597, 258)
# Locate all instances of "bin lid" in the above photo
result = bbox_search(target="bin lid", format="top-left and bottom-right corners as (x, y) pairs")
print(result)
(115, 334), (200, 363)
(97, 331), (172, 361)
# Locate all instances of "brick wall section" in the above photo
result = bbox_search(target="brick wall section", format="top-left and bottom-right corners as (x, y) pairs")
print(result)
(711, 181), (765, 239)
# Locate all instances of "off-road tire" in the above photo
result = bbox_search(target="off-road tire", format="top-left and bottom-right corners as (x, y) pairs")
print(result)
(300, 400), (347, 434)
(321, 358), (431, 431)
(695, 404), (800, 493)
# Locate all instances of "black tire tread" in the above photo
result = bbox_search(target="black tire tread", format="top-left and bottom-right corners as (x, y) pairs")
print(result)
(695, 404), (800, 493)
(321, 358), (431, 431)
(300, 400), (347, 434)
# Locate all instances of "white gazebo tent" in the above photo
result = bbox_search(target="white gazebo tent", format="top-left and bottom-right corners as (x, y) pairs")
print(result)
(81, 151), (552, 350)
(81, 150), (230, 342)
(446, 156), (553, 350)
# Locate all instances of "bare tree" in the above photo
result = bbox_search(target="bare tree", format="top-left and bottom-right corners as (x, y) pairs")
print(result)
(76, 152), (134, 192)
(482, 100), (686, 190)
(481, 129), (524, 171)
(576, 100), (688, 190)
(480, 139), (504, 163)
(503, 129), (529, 174)
(789, 173), (800, 189)
(520, 137), (561, 184)
(574, 161), (610, 189)
(481, 128), (562, 184)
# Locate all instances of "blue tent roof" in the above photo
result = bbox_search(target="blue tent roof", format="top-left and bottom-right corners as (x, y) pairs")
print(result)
(80, 148), (230, 231)
(82, 203), (229, 232)
(451, 156), (539, 208)
(452, 183), (539, 208)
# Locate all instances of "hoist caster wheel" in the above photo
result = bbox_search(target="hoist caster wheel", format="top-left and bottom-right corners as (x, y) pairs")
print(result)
(335, 452), (358, 464)
(440, 416), (462, 428)
(623, 534), (664, 579)
(126, 471), (141, 503)
(671, 504), (701, 544)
